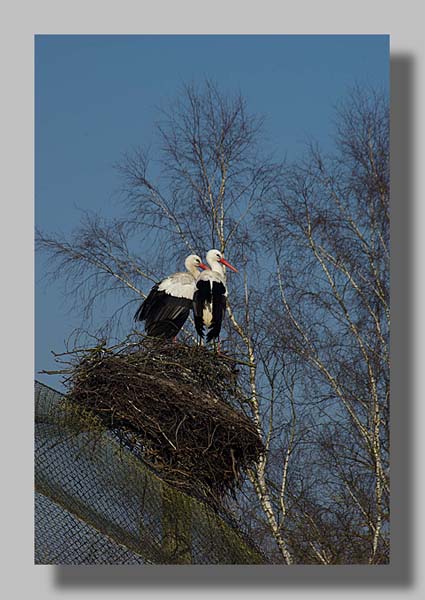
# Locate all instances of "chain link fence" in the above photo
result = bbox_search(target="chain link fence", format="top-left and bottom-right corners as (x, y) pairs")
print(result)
(35, 381), (265, 564)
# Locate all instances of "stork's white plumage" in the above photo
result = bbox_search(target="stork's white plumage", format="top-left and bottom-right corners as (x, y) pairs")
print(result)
(135, 254), (208, 339)
(193, 249), (238, 343)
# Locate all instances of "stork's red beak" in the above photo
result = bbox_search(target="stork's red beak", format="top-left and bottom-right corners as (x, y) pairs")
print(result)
(199, 263), (209, 271)
(218, 257), (238, 273)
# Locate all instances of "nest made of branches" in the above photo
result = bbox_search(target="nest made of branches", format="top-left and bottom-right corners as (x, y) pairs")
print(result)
(63, 337), (264, 505)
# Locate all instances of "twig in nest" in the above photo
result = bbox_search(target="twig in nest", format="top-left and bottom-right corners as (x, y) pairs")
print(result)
(60, 336), (264, 507)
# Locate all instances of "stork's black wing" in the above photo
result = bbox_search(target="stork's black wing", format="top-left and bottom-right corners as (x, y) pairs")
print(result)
(193, 280), (211, 338)
(134, 284), (159, 322)
(134, 284), (192, 339)
(206, 281), (227, 342)
(193, 279), (226, 341)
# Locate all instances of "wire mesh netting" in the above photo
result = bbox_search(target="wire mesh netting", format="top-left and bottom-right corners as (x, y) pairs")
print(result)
(35, 381), (265, 564)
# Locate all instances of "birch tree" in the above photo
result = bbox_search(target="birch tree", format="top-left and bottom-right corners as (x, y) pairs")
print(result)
(37, 82), (389, 563)
(259, 88), (389, 563)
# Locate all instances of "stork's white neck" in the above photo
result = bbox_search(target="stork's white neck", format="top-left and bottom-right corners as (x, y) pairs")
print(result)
(186, 264), (200, 278)
(184, 256), (201, 278)
(212, 262), (224, 275)
(207, 259), (226, 278)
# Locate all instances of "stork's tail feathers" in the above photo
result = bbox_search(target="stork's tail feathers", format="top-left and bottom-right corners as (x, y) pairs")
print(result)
(134, 303), (146, 322)
(206, 325), (220, 343)
(194, 315), (205, 339)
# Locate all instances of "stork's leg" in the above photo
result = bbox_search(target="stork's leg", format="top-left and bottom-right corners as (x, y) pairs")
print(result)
(213, 338), (221, 354)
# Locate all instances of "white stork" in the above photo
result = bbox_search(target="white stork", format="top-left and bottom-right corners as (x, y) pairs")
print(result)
(134, 254), (208, 339)
(193, 249), (238, 344)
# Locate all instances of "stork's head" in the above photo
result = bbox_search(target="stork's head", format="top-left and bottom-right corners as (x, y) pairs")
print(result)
(185, 254), (208, 273)
(206, 249), (238, 273)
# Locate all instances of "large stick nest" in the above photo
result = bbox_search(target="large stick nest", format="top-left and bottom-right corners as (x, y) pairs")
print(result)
(64, 337), (264, 505)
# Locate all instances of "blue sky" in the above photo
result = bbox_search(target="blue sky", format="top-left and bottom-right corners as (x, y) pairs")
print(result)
(35, 34), (389, 390)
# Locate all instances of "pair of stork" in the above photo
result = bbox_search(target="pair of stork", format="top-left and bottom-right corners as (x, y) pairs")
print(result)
(134, 249), (237, 344)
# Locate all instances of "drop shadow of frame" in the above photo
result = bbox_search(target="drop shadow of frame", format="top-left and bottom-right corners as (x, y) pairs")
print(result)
(52, 53), (413, 590)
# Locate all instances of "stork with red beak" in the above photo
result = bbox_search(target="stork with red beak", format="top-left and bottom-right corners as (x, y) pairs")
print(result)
(134, 254), (208, 339)
(193, 249), (238, 344)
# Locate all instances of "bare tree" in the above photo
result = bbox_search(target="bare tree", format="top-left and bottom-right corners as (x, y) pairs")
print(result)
(259, 88), (389, 563)
(37, 82), (389, 564)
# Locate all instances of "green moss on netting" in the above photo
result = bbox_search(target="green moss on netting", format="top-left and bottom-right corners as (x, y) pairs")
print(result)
(35, 381), (266, 564)
(64, 336), (264, 506)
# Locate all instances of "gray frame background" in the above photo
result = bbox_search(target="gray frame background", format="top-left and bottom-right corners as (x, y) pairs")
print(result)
(2, 1), (424, 598)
